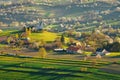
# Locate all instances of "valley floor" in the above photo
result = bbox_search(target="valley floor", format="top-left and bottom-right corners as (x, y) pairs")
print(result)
(0, 47), (120, 62)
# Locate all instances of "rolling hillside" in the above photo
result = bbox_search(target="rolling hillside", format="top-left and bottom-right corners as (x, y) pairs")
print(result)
(0, 55), (120, 80)
(0, 0), (120, 30)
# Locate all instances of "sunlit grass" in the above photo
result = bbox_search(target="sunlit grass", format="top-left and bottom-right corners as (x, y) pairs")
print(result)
(0, 30), (19, 37)
(0, 44), (7, 48)
(83, 51), (93, 56)
(30, 31), (69, 43)
(0, 55), (119, 80)
(106, 52), (120, 57)
(0, 31), (11, 37)
(30, 31), (58, 42)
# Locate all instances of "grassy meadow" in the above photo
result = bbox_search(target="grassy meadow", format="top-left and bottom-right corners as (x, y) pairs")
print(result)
(30, 31), (58, 42)
(106, 52), (120, 57)
(0, 29), (120, 80)
(0, 29), (69, 44)
(0, 55), (120, 80)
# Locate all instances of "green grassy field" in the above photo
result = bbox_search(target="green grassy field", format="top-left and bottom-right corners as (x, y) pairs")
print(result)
(0, 30), (57, 41)
(106, 52), (120, 57)
(0, 55), (120, 80)
(30, 31), (69, 44)
(0, 30), (15, 37)
(30, 31), (58, 42)
(0, 30), (69, 43)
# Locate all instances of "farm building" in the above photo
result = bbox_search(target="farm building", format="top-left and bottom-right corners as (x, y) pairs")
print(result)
(96, 48), (110, 56)
(54, 48), (66, 53)
(66, 46), (83, 54)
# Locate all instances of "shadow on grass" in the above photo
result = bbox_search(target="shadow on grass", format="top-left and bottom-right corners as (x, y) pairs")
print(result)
(110, 56), (120, 58)
(0, 55), (32, 59)
(0, 68), (84, 78)
(0, 62), (93, 79)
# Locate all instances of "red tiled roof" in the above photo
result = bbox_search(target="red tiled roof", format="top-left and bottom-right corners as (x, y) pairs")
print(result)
(0, 36), (7, 42)
(67, 46), (80, 51)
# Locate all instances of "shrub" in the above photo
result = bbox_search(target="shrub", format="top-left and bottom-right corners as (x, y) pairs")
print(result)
(80, 67), (88, 72)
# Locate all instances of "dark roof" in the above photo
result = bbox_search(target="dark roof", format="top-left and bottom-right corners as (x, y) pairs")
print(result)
(96, 48), (104, 52)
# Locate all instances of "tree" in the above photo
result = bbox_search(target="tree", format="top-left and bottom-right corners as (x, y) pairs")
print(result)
(55, 41), (62, 48)
(18, 40), (24, 47)
(114, 37), (120, 43)
(55, 37), (60, 42)
(6, 36), (11, 45)
(40, 39), (46, 47)
(15, 34), (19, 39)
(25, 28), (31, 36)
(28, 28), (31, 36)
(69, 38), (74, 44)
(104, 42), (120, 52)
(60, 34), (65, 44)
(38, 47), (47, 58)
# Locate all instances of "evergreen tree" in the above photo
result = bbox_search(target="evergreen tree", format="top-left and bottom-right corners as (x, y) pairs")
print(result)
(7, 36), (11, 45)
(28, 28), (31, 35)
(15, 34), (19, 39)
(61, 34), (65, 44)
(104, 42), (120, 52)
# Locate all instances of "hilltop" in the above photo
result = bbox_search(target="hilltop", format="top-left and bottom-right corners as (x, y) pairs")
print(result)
(0, 0), (120, 31)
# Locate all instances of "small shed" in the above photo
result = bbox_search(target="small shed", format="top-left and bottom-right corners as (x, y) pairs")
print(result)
(54, 48), (66, 53)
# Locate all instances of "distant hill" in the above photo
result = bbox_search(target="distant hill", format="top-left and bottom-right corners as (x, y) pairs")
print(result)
(0, 0), (120, 30)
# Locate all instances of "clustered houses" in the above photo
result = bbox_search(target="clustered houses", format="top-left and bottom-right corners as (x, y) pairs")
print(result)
(6, 33), (31, 48)
(54, 41), (88, 54)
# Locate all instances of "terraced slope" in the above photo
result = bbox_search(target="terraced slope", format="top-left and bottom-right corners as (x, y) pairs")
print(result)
(0, 55), (120, 80)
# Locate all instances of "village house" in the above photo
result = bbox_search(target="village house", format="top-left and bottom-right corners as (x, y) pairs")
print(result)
(85, 45), (95, 52)
(66, 46), (83, 54)
(96, 48), (110, 56)
(54, 48), (66, 53)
